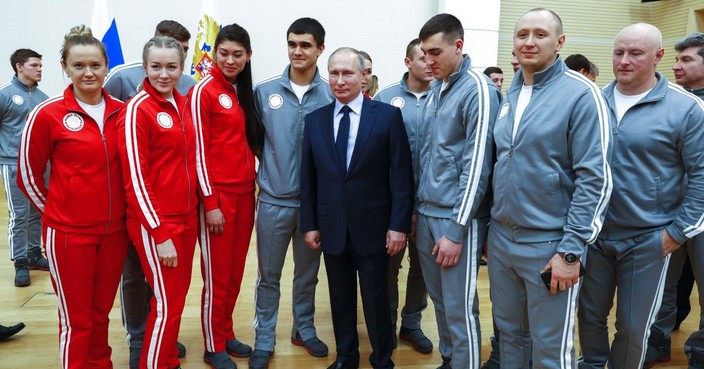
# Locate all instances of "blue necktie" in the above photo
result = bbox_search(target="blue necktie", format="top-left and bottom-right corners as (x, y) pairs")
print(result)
(336, 105), (352, 170)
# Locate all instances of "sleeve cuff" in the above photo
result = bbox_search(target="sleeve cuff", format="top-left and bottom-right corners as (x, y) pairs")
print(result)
(202, 193), (219, 211)
(666, 223), (687, 245)
(444, 221), (467, 244)
(150, 224), (171, 244)
(557, 234), (587, 258)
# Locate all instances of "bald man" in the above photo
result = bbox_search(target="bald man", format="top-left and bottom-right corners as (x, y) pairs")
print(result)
(490, 8), (610, 369)
(577, 23), (704, 369)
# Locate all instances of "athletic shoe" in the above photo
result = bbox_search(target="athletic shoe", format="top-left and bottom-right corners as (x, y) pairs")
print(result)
(291, 331), (328, 357)
(28, 250), (49, 271)
(643, 329), (671, 368)
(226, 338), (252, 358)
(399, 327), (433, 354)
(0, 322), (25, 340)
(436, 357), (452, 369)
(204, 351), (237, 369)
(248, 349), (273, 369)
(14, 258), (30, 287)
(176, 341), (186, 358)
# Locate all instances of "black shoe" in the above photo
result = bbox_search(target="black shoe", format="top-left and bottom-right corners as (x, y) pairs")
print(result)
(437, 357), (451, 369)
(399, 326), (433, 353)
(248, 349), (273, 369)
(0, 322), (25, 340)
(643, 329), (671, 368)
(28, 249), (49, 271)
(326, 360), (359, 369)
(204, 351), (237, 369)
(291, 331), (328, 357)
(480, 258), (488, 266)
(176, 341), (186, 358)
(226, 338), (252, 358)
(14, 258), (30, 287)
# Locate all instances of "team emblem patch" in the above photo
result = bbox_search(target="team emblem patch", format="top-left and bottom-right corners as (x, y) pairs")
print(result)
(12, 95), (24, 105)
(157, 112), (173, 129)
(390, 97), (405, 109)
(268, 94), (283, 109)
(498, 103), (510, 120)
(62, 113), (84, 132)
(219, 94), (232, 109)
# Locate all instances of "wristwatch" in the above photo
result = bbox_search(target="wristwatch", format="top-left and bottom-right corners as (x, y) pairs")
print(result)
(559, 252), (579, 265)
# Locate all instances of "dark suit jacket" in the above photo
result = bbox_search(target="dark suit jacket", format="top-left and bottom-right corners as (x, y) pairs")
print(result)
(300, 98), (414, 256)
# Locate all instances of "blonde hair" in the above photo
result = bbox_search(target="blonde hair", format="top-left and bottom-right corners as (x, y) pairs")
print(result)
(142, 36), (186, 68)
(61, 25), (107, 65)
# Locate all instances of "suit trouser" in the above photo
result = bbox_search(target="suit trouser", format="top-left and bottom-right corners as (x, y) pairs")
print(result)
(129, 214), (197, 369)
(120, 243), (151, 349)
(650, 233), (704, 358)
(488, 227), (579, 369)
(324, 239), (394, 369)
(387, 237), (428, 330)
(254, 201), (322, 351)
(578, 229), (669, 369)
(2, 164), (42, 260)
(199, 191), (254, 353)
(416, 214), (485, 369)
(44, 225), (129, 369)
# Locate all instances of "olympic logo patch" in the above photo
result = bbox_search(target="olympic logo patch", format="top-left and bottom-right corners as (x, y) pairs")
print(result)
(268, 94), (283, 109)
(219, 94), (232, 109)
(157, 112), (173, 129)
(12, 95), (24, 105)
(498, 103), (510, 120)
(390, 97), (405, 109)
(62, 113), (84, 132)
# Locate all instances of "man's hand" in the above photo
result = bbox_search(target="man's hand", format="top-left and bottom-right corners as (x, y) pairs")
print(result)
(386, 230), (407, 256)
(432, 236), (462, 267)
(205, 208), (225, 234)
(541, 254), (581, 295)
(305, 231), (321, 250)
(156, 239), (178, 268)
(662, 229), (681, 256)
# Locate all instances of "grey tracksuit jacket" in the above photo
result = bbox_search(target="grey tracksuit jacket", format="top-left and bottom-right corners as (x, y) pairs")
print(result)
(601, 73), (704, 244)
(491, 56), (612, 257)
(103, 61), (197, 102)
(373, 73), (429, 187)
(0, 76), (49, 165)
(254, 65), (333, 207)
(415, 55), (501, 243)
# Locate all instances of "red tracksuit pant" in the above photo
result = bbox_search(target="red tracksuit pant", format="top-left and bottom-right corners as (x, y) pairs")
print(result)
(44, 225), (129, 369)
(127, 212), (197, 369)
(199, 190), (254, 353)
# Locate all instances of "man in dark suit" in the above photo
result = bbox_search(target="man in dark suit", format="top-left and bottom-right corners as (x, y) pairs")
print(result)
(300, 47), (414, 369)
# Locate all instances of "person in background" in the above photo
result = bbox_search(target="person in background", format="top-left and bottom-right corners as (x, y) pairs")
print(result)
(17, 25), (129, 369)
(118, 36), (198, 369)
(483, 66), (504, 92)
(0, 48), (49, 287)
(359, 50), (374, 99)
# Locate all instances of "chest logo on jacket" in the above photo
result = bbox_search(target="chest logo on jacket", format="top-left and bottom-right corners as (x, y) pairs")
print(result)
(62, 113), (84, 132)
(218, 94), (232, 109)
(498, 103), (510, 120)
(157, 112), (173, 129)
(12, 95), (24, 105)
(268, 94), (283, 110)
(391, 97), (405, 108)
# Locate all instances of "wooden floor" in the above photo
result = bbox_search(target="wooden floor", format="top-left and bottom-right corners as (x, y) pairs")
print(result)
(0, 198), (697, 368)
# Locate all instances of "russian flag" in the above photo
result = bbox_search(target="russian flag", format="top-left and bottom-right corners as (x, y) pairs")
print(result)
(91, 0), (124, 70)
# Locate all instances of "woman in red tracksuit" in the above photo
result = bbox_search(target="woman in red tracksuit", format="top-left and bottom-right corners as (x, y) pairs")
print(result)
(189, 23), (262, 369)
(117, 36), (198, 369)
(17, 25), (128, 369)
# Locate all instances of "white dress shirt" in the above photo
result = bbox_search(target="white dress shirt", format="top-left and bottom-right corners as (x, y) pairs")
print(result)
(333, 92), (364, 169)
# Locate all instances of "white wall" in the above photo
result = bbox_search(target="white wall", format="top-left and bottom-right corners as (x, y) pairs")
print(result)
(0, 0), (446, 96)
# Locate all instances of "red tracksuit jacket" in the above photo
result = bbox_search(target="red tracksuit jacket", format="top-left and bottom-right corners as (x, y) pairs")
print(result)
(18, 85), (126, 234)
(189, 66), (255, 211)
(118, 79), (198, 244)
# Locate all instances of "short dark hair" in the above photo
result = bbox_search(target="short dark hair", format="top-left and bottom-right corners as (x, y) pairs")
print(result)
(564, 54), (591, 73)
(419, 13), (464, 43)
(287, 17), (325, 47)
(483, 66), (503, 76)
(154, 20), (191, 42)
(675, 32), (704, 60)
(10, 49), (42, 74)
(405, 38), (421, 59)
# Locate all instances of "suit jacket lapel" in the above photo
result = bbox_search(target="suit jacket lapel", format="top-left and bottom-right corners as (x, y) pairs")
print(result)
(347, 98), (376, 176)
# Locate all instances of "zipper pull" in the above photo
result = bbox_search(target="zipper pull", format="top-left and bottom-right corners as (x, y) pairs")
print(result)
(509, 145), (514, 157)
